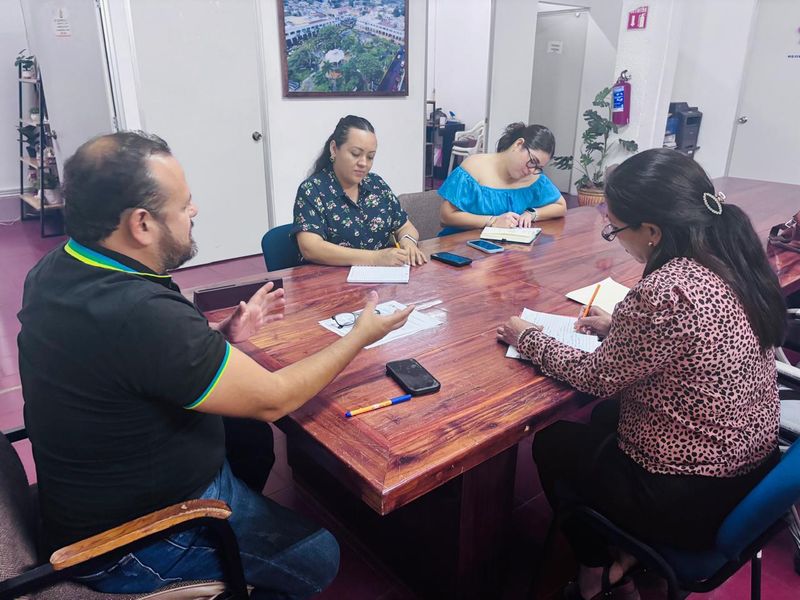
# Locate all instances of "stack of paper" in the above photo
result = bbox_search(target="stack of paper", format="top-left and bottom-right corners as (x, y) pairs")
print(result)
(481, 227), (541, 244)
(319, 300), (441, 349)
(506, 308), (601, 359)
(347, 265), (410, 284)
(565, 277), (631, 314)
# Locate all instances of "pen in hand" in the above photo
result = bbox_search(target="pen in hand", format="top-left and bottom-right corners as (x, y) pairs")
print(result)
(581, 284), (601, 319)
(345, 394), (412, 418)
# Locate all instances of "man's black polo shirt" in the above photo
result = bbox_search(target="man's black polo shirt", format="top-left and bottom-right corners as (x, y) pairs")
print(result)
(18, 239), (230, 552)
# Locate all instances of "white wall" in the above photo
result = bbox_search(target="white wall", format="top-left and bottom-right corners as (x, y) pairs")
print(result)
(611, 0), (683, 157)
(485, 0), (540, 151)
(426, 0), (491, 129)
(0, 0), (29, 200)
(530, 9), (589, 192)
(260, 0), (427, 226)
(671, 0), (756, 178)
(563, 0), (623, 193)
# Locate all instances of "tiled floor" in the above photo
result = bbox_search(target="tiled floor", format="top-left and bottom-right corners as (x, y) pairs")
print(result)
(2, 218), (797, 599)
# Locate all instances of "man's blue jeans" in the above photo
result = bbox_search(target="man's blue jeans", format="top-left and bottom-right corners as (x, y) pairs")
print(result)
(73, 460), (340, 599)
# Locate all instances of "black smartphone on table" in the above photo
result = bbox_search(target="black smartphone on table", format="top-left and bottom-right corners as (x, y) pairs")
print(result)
(431, 252), (472, 267)
(386, 359), (441, 396)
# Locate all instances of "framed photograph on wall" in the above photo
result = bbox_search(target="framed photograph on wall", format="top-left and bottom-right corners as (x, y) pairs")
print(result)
(278, 0), (409, 97)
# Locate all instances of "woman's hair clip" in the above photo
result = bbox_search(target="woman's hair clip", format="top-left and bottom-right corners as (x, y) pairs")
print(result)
(703, 191), (726, 215)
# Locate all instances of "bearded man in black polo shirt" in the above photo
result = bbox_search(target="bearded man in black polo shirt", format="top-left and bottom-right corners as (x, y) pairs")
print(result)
(17, 131), (412, 598)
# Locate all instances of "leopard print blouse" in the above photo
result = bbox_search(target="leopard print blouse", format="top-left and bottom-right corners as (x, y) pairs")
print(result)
(517, 257), (779, 477)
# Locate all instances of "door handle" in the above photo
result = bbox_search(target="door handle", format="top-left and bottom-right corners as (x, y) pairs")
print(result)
(252, 131), (263, 141)
(737, 116), (748, 124)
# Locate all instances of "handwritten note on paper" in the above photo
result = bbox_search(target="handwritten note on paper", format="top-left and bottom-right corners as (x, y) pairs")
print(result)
(319, 300), (441, 349)
(506, 308), (601, 359)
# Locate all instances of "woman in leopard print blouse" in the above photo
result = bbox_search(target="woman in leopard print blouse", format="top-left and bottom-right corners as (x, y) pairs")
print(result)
(497, 148), (786, 600)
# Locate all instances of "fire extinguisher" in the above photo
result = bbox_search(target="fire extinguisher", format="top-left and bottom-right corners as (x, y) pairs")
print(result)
(611, 70), (631, 126)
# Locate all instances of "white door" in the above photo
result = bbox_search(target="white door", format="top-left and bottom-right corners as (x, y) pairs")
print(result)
(19, 0), (117, 178)
(128, 0), (272, 266)
(530, 8), (589, 193)
(727, 0), (800, 184)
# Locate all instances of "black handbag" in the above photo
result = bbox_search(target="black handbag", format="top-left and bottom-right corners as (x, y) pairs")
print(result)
(769, 211), (800, 253)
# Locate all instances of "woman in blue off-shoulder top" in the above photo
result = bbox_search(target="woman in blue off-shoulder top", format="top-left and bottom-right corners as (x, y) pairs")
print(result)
(438, 123), (566, 236)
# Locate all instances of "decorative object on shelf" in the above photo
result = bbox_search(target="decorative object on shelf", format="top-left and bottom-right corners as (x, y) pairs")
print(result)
(16, 51), (64, 236)
(15, 50), (36, 79)
(277, 0), (409, 97)
(552, 85), (639, 206)
(39, 172), (62, 206)
(17, 124), (39, 158)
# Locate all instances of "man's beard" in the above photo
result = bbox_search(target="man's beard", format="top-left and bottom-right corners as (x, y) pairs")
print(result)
(158, 221), (197, 271)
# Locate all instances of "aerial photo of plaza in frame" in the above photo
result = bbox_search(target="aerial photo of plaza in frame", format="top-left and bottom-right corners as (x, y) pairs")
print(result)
(280, 0), (408, 96)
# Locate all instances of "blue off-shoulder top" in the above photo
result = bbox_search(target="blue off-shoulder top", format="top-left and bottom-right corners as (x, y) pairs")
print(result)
(437, 166), (562, 236)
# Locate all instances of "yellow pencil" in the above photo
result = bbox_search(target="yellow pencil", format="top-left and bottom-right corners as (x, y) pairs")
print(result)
(581, 284), (601, 319)
(391, 233), (401, 249)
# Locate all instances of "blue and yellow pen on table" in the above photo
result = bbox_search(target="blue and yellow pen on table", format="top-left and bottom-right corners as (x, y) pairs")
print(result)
(345, 394), (412, 418)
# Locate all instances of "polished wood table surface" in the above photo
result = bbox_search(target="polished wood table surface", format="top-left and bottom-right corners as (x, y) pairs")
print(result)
(206, 177), (800, 597)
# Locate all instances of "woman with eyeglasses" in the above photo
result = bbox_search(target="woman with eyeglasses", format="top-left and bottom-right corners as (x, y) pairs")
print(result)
(437, 122), (567, 236)
(293, 115), (427, 267)
(497, 148), (785, 600)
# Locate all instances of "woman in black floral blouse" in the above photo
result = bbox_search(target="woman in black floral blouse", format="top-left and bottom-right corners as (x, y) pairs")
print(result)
(293, 115), (427, 266)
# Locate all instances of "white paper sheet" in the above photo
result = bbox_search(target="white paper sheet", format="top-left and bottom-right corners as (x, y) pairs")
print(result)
(565, 277), (631, 315)
(506, 308), (601, 359)
(319, 300), (441, 348)
(347, 265), (410, 284)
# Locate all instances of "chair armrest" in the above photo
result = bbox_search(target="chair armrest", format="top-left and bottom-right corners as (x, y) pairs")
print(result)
(50, 499), (232, 570)
(776, 360), (800, 384)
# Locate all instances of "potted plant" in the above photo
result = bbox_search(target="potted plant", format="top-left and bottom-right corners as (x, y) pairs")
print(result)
(29, 107), (40, 124)
(15, 50), (36, 79)
(17, 124), (39, 158)
(552, 87), (638, 206)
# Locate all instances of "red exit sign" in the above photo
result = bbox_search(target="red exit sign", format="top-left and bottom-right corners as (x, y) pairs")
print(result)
(628, 6), (648, 30)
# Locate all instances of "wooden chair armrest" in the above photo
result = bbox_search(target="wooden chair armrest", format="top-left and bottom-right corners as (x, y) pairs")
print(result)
(49, 499), (232, 571)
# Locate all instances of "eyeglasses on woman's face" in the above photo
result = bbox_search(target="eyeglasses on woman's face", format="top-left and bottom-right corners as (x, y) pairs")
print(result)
(525, 147), (544, 175)
(331, 309), (381, 328)
(601, 222), (631, 242)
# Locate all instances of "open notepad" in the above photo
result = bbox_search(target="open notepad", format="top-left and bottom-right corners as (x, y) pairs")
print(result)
(565, 277), (631, 314)
(347, 265), (410, 284)
(481, 226), (541, 244)
(506, 308), (601, 359)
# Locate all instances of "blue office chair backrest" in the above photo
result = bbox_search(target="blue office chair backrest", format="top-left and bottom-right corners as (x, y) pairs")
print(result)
(716, 438), (800, 559)
(261, 224), (301, 271)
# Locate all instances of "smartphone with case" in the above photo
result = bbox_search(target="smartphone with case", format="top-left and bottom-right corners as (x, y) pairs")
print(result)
(386, 359), (441, 396)
(466, 239), (504, 254)
(430, 252), (472, 267)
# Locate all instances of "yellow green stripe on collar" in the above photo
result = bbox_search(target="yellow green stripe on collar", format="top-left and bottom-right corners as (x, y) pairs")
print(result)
(184, 342), (231, 409)
(64, 239), (171, 279)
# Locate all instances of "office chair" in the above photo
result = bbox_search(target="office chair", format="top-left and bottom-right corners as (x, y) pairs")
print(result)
(0, 428), (248, 600)
(533, 438), (800, 600)
(397, 191), (442, 241)
(260, 224), (301, 272)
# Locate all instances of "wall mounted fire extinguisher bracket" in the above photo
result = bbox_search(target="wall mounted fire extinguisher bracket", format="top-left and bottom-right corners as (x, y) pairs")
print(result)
(612, 70), (632, 126)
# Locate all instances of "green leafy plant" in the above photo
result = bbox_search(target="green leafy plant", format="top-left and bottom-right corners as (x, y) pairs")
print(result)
(552, 87), (638, 189)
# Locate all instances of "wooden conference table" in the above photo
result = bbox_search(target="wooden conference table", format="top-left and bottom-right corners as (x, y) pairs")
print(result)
(206, 177), (800, 598)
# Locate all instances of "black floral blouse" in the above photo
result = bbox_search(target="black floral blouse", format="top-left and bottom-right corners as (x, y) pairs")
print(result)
(292, 168), (409, 250)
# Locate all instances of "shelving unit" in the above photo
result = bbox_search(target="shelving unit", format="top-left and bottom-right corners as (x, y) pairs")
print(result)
(17, 57), (63, 237)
